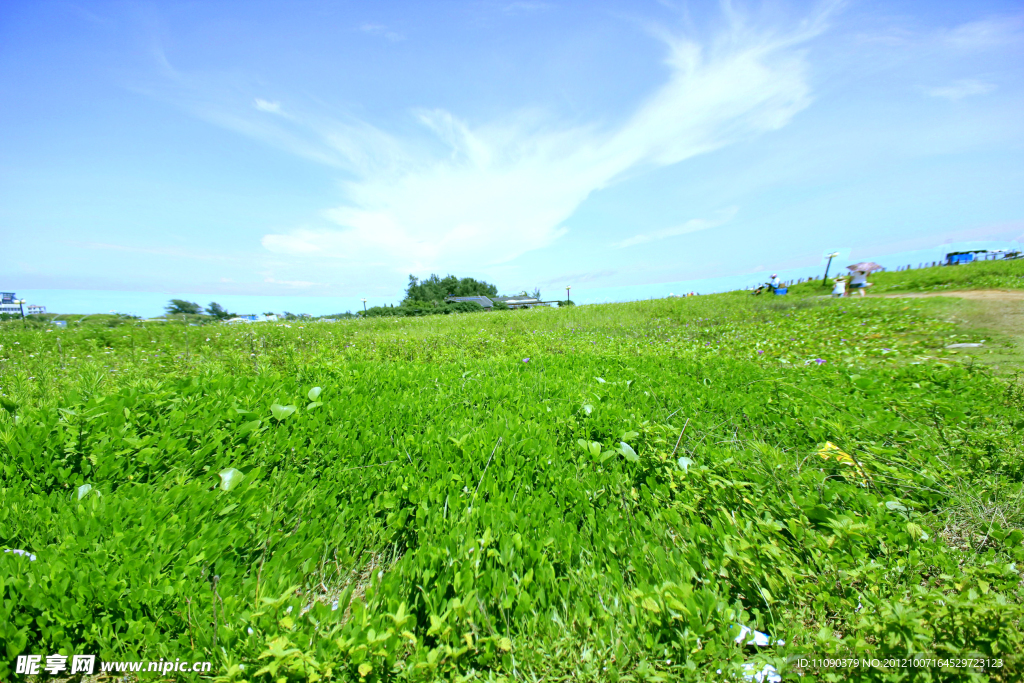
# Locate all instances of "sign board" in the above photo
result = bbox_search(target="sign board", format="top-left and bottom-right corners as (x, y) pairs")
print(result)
(821, 249), (851, 265)
(0, 293), (14, 304)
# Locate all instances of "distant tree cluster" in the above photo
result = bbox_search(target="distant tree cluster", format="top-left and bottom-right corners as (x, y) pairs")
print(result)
(403, 274), (498, 304)
(164, 299), (235, 320)
(362, 301), (484, 318)
(355, 274), (500, 318)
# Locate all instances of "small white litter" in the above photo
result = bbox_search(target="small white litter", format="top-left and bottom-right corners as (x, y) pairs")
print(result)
(945, 343), (983, 348)
(732, 623), (785, 647)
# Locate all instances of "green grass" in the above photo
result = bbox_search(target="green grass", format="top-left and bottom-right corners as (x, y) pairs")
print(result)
(779, 258), (1024, 298)
(2, 292), (1023, 682)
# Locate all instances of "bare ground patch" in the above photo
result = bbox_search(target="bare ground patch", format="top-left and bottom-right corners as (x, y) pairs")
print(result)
(876, 289), (1024, 301)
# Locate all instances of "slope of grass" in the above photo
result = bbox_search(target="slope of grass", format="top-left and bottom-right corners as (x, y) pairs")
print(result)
(780, 258), (1024, 298)
(1, 292), (1023, 682)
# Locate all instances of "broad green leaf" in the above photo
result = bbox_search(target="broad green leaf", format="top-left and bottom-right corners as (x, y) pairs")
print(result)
(677, 456), (693, 473)
(620, 442), (639, 463)
(270, 403), (297, 420)
(219, 468), (244, 491)
(307, 386), (322, 401)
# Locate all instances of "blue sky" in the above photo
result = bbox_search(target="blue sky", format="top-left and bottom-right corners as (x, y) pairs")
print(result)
(2, 0), (1023, 316)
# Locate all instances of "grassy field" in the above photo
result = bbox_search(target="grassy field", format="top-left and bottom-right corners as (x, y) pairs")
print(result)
(782, 258), (1024, 297)
(2, 278), (1024, 682)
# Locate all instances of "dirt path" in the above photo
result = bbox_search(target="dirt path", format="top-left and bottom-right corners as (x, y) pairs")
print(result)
(876, 289), (1024, 301)
(880, 291), (1024, 373)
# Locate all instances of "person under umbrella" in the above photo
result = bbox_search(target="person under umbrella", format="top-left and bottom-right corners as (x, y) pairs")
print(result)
(846, 262), (881, 296)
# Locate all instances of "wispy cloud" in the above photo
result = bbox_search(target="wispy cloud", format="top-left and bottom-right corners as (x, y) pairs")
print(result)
(72, 241), (237, 262)
(264, 276), (319, 288)
(922, 79), (996, 100)
(503, 2), (552, 15)
(254, 98), (284, 114)
(614, 207), (739, 248)
(359, 23), (405, 42)
(262, 15), (830, 271)
(941, 15), (1024, 50)
(145, 7), (833, 273)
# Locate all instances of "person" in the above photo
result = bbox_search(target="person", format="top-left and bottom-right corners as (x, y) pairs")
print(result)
(831, 276), (846, 298)
(770, 274), (782, 290)
(849, 269), (870, 296)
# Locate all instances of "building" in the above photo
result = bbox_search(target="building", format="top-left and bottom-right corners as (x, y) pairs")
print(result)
(1, 292), (23, 317)
(446, 295), (556, 310)
(447, 295), (498, 310)
(27, 304), (46, 315)
(945, 250), (1017, 265)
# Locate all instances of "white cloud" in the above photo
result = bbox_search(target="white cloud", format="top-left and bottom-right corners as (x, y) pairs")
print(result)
(359, 23), (405, 42)
(922, 79), (996, 100)
(254, 98), (283, 114)
(144, 7), (833, 274)
(942, 15), (1024, 50)
(503, 2), (552, 15)
(74, 241), (236, 261)
(258, 15), (829, 272)
(263, 276), (318, 288)
(615, 207), (739, 248)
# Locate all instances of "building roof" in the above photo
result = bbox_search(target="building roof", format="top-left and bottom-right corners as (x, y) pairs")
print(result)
(446, 296), (494, 308)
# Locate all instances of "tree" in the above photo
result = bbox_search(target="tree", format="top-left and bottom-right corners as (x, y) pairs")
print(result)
(532, 287), (541, 300)
(165, 299), (202, 315)
(206, 302), (233, 320)
(404, 274), (498, 304)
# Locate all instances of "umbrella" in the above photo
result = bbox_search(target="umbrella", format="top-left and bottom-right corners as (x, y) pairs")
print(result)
(847, 262), (882, 272)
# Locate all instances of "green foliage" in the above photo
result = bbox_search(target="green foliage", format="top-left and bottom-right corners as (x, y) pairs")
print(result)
(558, 299), (575, 307)
(404, 274), (498, 304)
(784, 258), (1024, 297)
(165, 299), (203, 315)
(207, 302), (234, 320)
(869, 258), (1024, 293)
(2, 288), (1023, 681)
(364, 301), (484, 318)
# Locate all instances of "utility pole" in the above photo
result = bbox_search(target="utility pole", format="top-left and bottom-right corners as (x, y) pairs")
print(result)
(361, 298), (367, 312)
(821, 252), (839, 286)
